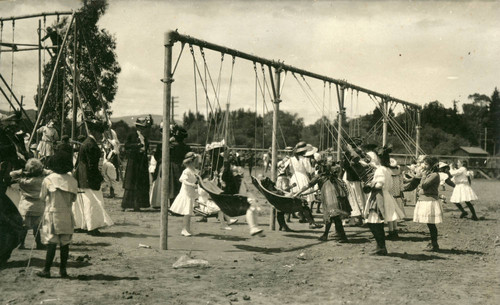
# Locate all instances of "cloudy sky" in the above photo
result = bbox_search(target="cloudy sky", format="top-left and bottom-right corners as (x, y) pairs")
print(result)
(0, 0), (499, 124)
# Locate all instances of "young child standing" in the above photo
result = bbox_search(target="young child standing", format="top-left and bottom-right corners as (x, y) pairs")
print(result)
(450, 160), (479, 220)
(170, 152), (199, 236)
(37, 151), (77, 278)
(413, 156), (443, 251)
(10, 158), (49, 250)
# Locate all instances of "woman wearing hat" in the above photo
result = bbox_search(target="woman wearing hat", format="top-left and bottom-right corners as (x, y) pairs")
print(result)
(36, 120), (59, 163)
(170, 152), (199, 236)
(289, 142), (315, 205)
(122, 116), (152, 211)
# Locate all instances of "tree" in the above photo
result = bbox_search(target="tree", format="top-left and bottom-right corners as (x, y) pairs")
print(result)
(487, 88), (499, 154)
(34, 0), (121, 135)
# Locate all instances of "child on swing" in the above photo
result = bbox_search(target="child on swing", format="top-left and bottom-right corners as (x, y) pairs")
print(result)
(37, 150), (77, 278)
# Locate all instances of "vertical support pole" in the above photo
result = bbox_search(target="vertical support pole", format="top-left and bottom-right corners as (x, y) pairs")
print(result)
(71, 18), (77, 139)
(160, 31), (173, 250)
(37, 19), (42, 143)
(382, 98), (388, 147)
(484, 127), (487, 151)
(28, 13), (75, 147)
(415, 108), (421, 159)
(337, 87), (344, 162)
(269, 66), (281, 230)
(61, 74), (64, 136)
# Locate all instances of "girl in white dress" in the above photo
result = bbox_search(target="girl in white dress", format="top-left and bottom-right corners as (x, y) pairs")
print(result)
(450, 160), (478, 220)
(170, 152), (199, 236)
(363, 147), (405, 255)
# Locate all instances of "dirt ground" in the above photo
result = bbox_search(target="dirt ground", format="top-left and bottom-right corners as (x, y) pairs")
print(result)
(1, 174), (499, 305)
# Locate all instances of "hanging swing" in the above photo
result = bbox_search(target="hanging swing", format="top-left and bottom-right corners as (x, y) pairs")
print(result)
(189, 48), (252, 217)
(251, 176), (306, 213)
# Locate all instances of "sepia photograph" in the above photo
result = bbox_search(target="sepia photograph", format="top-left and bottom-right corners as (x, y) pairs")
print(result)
(0, 0), (499, 304)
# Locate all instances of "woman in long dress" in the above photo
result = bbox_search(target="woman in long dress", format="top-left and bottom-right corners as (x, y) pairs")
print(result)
(122, 117), (152, 211)
(36, 120), (59, 163)
(450, 160), (479, 220)
(363, 147), (405, 255)
(289, 142), (315, 205)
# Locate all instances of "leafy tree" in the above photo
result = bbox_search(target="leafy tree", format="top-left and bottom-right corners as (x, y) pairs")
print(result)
(34, 0), (120, 135)
(488, 88), (500, 154)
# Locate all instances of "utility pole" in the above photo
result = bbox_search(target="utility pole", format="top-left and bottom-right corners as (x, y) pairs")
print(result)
(484, 127), (487, 152)
(171, 96), (178, 122)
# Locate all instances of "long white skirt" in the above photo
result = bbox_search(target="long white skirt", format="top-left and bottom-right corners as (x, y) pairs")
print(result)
(73, 188), (114, 231)
(290, 172), (315, 203)
(150, 178), (161, 208)
(343, 179), (365, 217)
(450, 183), (478, 203)
(413, 200), (443, 224)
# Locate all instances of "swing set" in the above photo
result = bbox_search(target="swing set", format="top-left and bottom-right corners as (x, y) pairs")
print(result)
(157, 30), (423, 250)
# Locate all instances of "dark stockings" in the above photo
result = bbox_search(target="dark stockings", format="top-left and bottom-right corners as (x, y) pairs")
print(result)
(368, 223), (387, 254)
(277, 212), (292, 231)
(455, 203), (468, 218)
(465, 202), (478, 220)
(43, 244), (57, 273)
(320, 216), (347, 241)
(59, 245), (69, 277)
(426, 224), (439, 251)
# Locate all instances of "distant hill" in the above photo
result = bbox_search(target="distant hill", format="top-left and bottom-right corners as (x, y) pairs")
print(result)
(0, 108), (37, 122)
(111, 114), (180, 126)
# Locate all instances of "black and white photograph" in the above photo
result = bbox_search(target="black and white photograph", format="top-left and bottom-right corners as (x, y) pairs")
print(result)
(0, 0), (499, 304)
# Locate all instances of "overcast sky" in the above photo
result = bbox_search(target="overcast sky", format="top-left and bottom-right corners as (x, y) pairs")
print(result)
(0, 0), (499, 124)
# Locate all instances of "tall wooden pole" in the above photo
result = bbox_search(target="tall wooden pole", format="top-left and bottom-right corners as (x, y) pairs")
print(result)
(37, 19), (42, 142)
(160, 32), (173, 250)
(71, 17), (77, 139)
(269, 66), (281, 230)
(28, 13), (75, 147)
(382, 99), (388, 147)
(415, 108), (421, 158)
(337, 87), (344, 162)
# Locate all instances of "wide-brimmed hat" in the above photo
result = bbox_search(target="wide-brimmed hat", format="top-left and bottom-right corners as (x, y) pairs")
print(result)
(294, 141), (307, 153)
(304, 144), (318, 157)
(183, 152), (198, 164)
(438, 162), (449, 169)
(390, 158), (398, 168)
(135, 115), (153, 128)
(277, 160), (289, 176)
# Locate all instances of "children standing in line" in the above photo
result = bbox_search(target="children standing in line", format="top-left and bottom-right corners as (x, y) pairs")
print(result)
(363, 147), (405, 256)
(37, 151), (77, 278)
(450, 160), (479, 220)
(10, 158), (49, 250)
(170, 152), (199, 236)
(413, 156), (443, 252)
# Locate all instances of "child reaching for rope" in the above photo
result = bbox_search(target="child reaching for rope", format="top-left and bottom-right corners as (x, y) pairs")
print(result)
(293, 157), (351, 241)
(9, 158), (50, 250)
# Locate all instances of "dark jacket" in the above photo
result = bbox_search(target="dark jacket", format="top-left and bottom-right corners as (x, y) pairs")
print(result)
(75, 136), (103, 190)
(418, 172), (440, 201)
(123, 132), (149, 191)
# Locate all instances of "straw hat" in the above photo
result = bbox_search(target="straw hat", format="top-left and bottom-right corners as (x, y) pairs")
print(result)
(304, 144), (318, 157)
(183, 152), (198, 164)
(389, 158), (398, 168)
(438, 162), (448, 169)
(294, 141), (307, 153)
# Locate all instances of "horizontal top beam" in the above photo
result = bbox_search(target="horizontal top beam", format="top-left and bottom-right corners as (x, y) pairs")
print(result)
(167, 30), (421, 110)
(0, 11), (73, 22)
